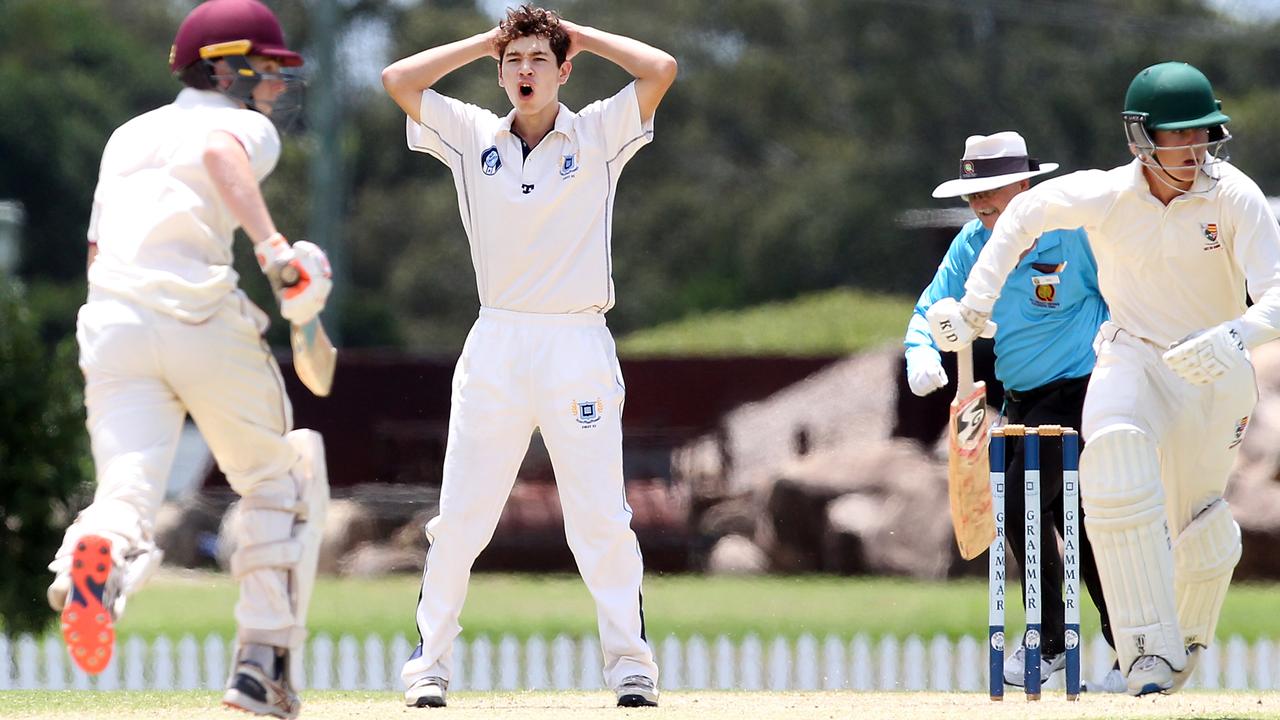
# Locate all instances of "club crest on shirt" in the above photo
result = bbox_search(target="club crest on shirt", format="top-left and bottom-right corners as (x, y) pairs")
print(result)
(480, 146), (502, 176)
(572, 398), (602, 426)
(1030, 279), (1059, 308)
(1202, 222), (1221, 251)
(560, 153), (579, 177)
(1229, 415), (1249, 449)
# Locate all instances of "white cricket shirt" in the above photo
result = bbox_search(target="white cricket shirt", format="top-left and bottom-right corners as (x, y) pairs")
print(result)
(87, 88), (281, 322)
(965, 159), (1280, 350)
(406, 82), (653, 314)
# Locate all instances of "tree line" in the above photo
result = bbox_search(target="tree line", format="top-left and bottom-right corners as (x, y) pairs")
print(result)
(2, 0), (1278, 353)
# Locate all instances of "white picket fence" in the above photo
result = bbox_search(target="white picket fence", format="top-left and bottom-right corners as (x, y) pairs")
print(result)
(2, 632), (1277, 692)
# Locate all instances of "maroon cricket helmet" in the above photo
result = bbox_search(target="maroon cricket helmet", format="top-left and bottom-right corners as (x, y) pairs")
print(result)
(169, 0), (303, 73)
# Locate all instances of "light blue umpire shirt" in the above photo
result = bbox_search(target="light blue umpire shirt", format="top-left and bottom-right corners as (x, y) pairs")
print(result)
(905, 218), (1109, 392)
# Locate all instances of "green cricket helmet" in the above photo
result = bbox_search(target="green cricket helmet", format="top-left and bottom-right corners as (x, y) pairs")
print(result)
(1123, 62), (1229, 131)
(1122, 61), (1231, 184)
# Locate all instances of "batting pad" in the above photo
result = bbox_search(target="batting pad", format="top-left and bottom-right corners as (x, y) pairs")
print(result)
(283, 429), (329, 652)
(230, 430), (330, 654)
(1080, 425), (1183, 672)
(1174, 498), (1241, 649)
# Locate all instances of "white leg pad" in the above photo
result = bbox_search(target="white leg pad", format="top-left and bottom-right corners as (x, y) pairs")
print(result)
(1173, 498), (1240, 649)
(284, 429), (329, 650)
(231, 430), (329, 652)
(1080, 425), (1183, 673)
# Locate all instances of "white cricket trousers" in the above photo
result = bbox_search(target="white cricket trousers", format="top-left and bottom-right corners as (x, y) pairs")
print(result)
(1083, 321), (1256, 532)
(62, 290), (300, 642)
(1081, 322), (1255, 667)
(402, 307), (658, 689)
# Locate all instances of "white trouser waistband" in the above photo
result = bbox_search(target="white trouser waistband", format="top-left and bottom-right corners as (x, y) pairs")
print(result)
(479, 306), (606, 327)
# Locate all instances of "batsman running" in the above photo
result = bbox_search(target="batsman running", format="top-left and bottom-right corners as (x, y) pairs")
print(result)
(382, 4), (677, 709)
(928, 61), (1277, 695)
(46, 1), (332, 717)
(908, 131), (1120, 691)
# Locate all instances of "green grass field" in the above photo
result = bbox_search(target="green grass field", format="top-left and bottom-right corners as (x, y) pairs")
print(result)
(4, 690), (1280, 720)
(84, 572), (1280, 643)
(617, 288), (914, 357)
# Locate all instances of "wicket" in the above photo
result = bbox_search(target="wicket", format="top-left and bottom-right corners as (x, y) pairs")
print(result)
(987, 424), (1081, 701)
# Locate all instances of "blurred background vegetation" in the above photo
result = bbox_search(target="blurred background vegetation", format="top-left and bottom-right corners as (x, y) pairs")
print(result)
(4, 0), (1280, 355)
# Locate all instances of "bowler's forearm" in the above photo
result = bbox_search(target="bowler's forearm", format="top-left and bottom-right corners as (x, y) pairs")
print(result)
(576, 26), (673, 81)
(575, 25), (676, 121)
(382, 31), (496, 123)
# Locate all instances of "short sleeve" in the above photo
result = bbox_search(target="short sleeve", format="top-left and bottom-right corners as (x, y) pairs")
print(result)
(407, 90), (494, 168)
(576, 82), (654, 167)
(220, 110), (281, 181)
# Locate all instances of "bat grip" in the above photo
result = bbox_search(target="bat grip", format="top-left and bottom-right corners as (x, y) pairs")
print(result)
(956, 344), (975, 393)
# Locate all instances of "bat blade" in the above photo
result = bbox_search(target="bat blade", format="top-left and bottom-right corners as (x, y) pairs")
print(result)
(290, 317), (336, 397)
(947, 378), (996, 560)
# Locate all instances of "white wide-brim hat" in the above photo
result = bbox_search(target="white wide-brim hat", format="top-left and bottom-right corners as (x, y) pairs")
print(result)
(931, 131), (1060, 198)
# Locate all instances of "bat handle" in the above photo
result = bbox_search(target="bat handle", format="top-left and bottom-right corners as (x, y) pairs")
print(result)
(279, 263), (301, 287)
(956, 344), (975, 393)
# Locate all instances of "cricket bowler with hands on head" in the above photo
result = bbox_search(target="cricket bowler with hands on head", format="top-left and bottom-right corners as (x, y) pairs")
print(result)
(927, 61), (1279, 696)
(382, 3), (676, 709)
(46, 1), (332, 717)
(908, 131), (1120, 692)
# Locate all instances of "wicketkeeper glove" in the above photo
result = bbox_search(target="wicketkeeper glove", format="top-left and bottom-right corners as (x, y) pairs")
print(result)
(905, 346), (949, 397)
(1162, 319), (1250, 386)
(254, 233), (333, 326)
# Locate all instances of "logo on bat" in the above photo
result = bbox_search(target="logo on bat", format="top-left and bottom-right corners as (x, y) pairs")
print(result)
(955, 396), (986, 452)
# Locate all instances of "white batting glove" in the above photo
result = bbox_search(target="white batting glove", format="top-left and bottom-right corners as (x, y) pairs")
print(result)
(905, 347), (949, 396)
(926, 297), (996, 352)
(254, 234), (334, 325)
(1162, 320), (1250, 386)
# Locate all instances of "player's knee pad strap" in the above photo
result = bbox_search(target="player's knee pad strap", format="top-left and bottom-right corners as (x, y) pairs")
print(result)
(1174, 498), (1240, 648)
(1078, 424), (1182, 671)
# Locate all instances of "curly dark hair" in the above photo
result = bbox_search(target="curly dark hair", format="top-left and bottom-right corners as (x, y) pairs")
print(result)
(495, 5), (570, 66)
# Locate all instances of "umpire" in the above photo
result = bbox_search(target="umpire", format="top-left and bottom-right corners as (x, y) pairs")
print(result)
(904, 132), (1120, 691)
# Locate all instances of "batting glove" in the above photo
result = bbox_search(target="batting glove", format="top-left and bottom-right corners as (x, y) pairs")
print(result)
(905, 347), (949, 397)
(1162, 319), (1250, 386)
(254, 234), (334, 325)
(926, 297), (996, 352)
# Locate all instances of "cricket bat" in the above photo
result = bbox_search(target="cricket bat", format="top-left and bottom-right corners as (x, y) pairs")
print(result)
(947, 344), (995, 560)
(279, 265), (337, 397)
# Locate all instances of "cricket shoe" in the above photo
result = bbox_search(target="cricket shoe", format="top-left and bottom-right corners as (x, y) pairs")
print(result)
(1002, 642), (1066, 687)
(1083, 662), (1126, 693)
(404, 676), (448, 708)
(1126, 654), (1177, 696)
(60, 534), (119, 674)
(222, 644), (300, 719)
(615, 675), (659, 707)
